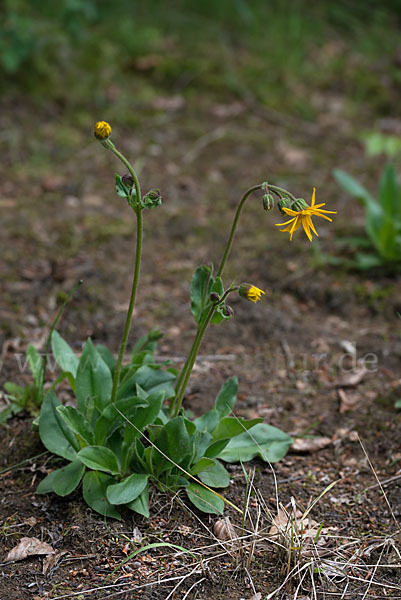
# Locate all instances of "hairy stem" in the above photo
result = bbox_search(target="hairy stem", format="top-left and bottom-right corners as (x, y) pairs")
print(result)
(106, 140), (143, 404)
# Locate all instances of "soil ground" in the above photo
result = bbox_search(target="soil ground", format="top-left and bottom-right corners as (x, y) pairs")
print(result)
(1, 51), (401, 599)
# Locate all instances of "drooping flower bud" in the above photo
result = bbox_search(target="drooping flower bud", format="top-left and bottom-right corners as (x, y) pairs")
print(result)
(262, 193), (274, 211)
(238, 283), (265, 303)
(122, 174), (135, 188)
(94, 121), (112, 140)
(223, 305), (234, 317)
(290, 198), (309, 212)
(277, 197), (292, 215)
(210, 292), (220, 302)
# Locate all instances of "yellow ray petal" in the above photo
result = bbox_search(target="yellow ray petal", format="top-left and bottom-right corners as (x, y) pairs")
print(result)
(311, 187), (316, 207)
(302, 216), (313, 242)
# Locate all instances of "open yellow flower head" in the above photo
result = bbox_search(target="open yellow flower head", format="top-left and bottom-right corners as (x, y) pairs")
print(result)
(275, 188), (336, 242)
(94, 121), (112, 140)
(238, 283), (265, 303)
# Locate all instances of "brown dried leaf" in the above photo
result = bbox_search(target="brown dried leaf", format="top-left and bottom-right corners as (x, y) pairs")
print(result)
(292, 437), (332, 453)
(6, 537), (55, 562)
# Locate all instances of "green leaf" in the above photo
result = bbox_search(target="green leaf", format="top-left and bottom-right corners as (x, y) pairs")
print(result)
(53, 460), (86, 496)
(37, 470), (58, 494)
(394, 398), (401, 409)
(190, 457), (215, 476)
(75, 339), (112, 415)
(378, 162), (400, 218)
(191, 264), (213, 324)
(152, 416), (192, 474)
(51, 331), (79, 378)
(212, 417), (263, 441)
(94, 395), (150, 445)
(198, 459), (230, 488)
(26, 344), (44, 388)
(186, 483), (224, 514)
(96, 344), (116, 371)
(115, 173), (132, 199)
(204, 438), (230, 459)
(194, 409), (220, 433)
(130, 366), (176, 399)
(77, 446), (120, 475)
(126, 483), (149, 517)
(215, 377), (238, 417)
(39, 392), (79, 460)
(106, 473), (149, 505)
(333, 169), (380, 215)
(218, 423), (292, 463)
(0, 402), (23, 423)
(82, 471), (121, 519)
(57, 406), (94, 445)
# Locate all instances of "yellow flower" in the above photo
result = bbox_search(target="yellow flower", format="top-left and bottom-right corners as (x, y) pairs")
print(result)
(275, 188), (336, 242)
(94, 121), (112, 140)
(238, 283), (265, 303)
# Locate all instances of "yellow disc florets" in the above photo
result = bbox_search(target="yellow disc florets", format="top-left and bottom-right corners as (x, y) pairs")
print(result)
(94, 121), (112, 140)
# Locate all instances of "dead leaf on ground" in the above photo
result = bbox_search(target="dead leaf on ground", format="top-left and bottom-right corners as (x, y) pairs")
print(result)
(6, 537), (55, 562)
(269, 507), (336, 557)
(291, 437), (332, 453)
(338, 388), (360, 413)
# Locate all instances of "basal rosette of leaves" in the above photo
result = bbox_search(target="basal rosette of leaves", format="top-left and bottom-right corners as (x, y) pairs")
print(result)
(37, 329), (292, 518)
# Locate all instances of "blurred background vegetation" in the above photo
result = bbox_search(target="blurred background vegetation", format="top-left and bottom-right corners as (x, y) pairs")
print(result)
(2, 0), (401, 118)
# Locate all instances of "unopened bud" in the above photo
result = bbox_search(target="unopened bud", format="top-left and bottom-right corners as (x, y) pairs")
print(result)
(210, 292), (220, 302)
(94, 121), (111, 140)
(290, 198), (309, 212)
(223, 305), (234, 317)
(277, 197), (292, 215)
(142, 189), (162, 209)
(262, 193), (274, 211)
(122, 174), (135, 188)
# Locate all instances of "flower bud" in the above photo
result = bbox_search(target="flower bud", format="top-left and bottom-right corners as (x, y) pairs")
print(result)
(94, 121), (111, 140)
(210, 292), (220, 302)
(142, 189), (162, 209)
(262, 193), (274, 211)
(122, 174), (135, 188)
(277, 197), (292, 215)
(290, 198), (309, 212)
(238, 283), (265, 303)
(223, 305), (234, 317)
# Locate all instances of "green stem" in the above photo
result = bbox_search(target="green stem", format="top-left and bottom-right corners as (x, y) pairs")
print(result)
(172, 288), (236, 417)
(105, 140), (143, 404)
(216, 185), (262, 278)
(172, 304), (216, 417)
